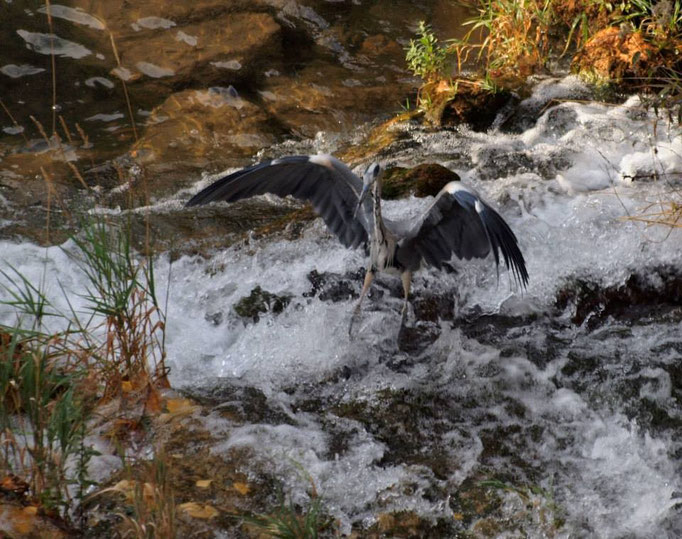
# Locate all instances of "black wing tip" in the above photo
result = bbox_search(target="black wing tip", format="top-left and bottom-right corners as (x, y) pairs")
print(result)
(185, 191), (210, 207)
(480, 204), (529, 290)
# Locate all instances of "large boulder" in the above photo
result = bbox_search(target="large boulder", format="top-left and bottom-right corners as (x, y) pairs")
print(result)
(109, 11), (282, 91)
(132, 88), (279, 189)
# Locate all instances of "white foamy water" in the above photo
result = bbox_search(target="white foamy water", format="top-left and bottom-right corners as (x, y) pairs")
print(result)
(37, 4), (105, 31)
(1, 80), (680, 535)
(16, 30), (92, 59)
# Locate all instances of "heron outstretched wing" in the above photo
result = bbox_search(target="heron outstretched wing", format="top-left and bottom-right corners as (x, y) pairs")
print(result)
(186, 154), (371, 248)
(398, 182), (529, 287)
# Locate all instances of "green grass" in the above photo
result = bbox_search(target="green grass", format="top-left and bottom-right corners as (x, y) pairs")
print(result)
(0, 328), (94, 520)
(240, 494), (330, 539)
(0, 214), (167, 527)
(407, 1), (682, 99)
(68, 217), (168, 398)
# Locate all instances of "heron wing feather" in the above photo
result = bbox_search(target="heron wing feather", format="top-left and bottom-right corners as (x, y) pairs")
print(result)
(186, 155), (370, 248)
(398, 183), (528, 287)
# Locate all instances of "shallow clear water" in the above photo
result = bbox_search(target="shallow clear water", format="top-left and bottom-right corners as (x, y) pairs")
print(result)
(1, 78), (681, 536)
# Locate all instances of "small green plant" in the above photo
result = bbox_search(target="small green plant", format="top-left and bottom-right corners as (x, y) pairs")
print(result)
(68, 217), (168, 398)
(0, 328), (94, 521)
(405, 21), (449, 82)
(118, 456), (176, 539)
(0, 214), (168, 526)
(241, 494), (329, 539)
(238, 469), (332, 539)
(479, 478), (565, 532)
(615, 0), (682, 40)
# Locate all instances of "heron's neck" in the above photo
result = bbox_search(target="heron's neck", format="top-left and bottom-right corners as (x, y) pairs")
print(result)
(372, 179), (386, 236)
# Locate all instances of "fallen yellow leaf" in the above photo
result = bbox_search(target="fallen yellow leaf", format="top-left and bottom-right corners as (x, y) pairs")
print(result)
(178, 502), (219, 519)
(112, 480), (132, 493)
(108, 480), (155, 505)
(233, 481), (250, 495)
(195, 479), (212, 489)
(144, 387), (163, 414)
(143, 482), (156, 506)
(166, 398), (198, 415)
(0, 504), (38, 535)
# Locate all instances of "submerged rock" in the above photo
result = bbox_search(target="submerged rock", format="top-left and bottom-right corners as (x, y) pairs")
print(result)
(555, 265), (682, 329)
(133, 88), (279, 185)
(113, 11), (282, 91)
(260, 63), (413, 139)
(233, 285), (291, 322)
(306, 269), (362, 302)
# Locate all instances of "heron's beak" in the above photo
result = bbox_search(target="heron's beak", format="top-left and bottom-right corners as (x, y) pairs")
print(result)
(354, 185), (370, 218)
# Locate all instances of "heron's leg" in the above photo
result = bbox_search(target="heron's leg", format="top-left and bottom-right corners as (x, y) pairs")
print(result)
(400, 271), (412, 324)
(349, 268), (375, 335)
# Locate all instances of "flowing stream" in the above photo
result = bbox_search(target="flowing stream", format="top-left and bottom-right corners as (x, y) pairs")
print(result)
(1, 77), (681, 536)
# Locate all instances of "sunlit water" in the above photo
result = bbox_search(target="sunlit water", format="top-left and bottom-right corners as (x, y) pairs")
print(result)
(1, 79), (681, 536)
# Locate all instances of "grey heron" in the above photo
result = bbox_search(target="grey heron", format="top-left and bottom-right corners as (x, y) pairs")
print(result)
(186, 154), (528, 332)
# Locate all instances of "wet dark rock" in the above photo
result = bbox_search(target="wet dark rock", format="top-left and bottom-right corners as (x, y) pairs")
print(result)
(449, 476), (564, 537)
(332, 388), (465, 481)
(625, 396), (682, 434)
(555, 265), (682, 329)
(233, 285), (291, 323)
(382, 163), (460, 200)
(338, 112), (418, 165)
(427, 83), (518, 132)
(412, 292), (456, 322)
(473, 147), (535, 180)
(449, 477), (504, 526)
(361, 510), (457, 538)
(474, 144), (574, 181)
(251, 205), (317, 242)
(498, 82), (593, 134)
(560, 352), (602, 384)
(397, 322), (440, 355)
(204, 311), (223, 326)
(130, 198), (308, 256)
(305, 269), (362, 302)
(188, 384), (294, 426)
(540, 105), (580, 137)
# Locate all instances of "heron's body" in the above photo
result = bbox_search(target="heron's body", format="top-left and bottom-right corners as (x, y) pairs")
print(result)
(186, 154), (529, 332)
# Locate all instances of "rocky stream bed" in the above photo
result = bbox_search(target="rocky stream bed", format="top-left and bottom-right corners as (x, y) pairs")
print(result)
(1, 1), (681, 537)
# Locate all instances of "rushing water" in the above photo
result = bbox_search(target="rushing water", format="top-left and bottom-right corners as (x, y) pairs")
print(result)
(1, 76), (680, 536)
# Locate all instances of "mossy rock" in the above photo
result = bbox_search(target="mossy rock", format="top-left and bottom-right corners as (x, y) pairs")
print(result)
(234, 286), (291, 322)
(338, 111), (419, 165)
(419, 80), (516, 131)
(382, 163), (460, 200)
(437, 87), (515, 131)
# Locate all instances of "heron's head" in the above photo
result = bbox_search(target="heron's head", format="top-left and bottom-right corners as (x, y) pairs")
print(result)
(355, 162), (382, 217)
(362, 162), (382, 187)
